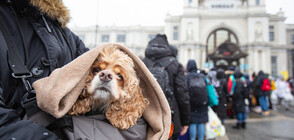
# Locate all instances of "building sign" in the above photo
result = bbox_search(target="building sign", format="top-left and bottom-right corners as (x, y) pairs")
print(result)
(212, 4), (234, 8)
(206, 0), (241, 9)
(224, 51), (231, 56)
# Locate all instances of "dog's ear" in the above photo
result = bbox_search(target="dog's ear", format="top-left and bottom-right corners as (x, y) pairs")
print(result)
(68, 73), (93, 116)
(68, 87), (93, 115)
(105, 81), (149, 130)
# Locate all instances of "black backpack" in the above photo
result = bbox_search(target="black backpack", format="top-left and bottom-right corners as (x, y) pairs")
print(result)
(149, 59), (175, 112)
(187, 73), (208, 106)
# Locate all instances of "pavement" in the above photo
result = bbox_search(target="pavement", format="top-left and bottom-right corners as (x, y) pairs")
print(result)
(214, 105), (294, 140)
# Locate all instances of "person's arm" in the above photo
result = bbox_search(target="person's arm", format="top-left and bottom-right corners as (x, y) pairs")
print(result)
(62, 27), (89, 57)
(0, 82), (58, 140)
(174, 64), (190, 127)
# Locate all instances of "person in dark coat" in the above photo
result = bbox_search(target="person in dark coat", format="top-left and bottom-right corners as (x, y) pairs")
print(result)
(254, 71), (270, 115)
(212, 69), (229, 124)
(225, 66), (236, 118)
(0, 0), (88, 139)
(232, 70), (248, 129)
(186, 59), (208, 140)
(143, 34), (190, 140)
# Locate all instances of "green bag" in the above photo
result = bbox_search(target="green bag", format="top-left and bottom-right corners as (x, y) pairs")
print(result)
(206, 79), (219, 107)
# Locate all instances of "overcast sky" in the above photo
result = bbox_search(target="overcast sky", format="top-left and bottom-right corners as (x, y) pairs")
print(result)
(64, 0), (294, 27)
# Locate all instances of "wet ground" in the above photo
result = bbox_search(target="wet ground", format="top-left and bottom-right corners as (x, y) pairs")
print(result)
(221, 105), (294, 140)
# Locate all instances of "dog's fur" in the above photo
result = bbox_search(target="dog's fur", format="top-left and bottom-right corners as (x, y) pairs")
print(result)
(68, 46), (149, 130)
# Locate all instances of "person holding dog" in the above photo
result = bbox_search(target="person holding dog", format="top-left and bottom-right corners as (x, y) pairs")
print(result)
(0, 0), (88, 139)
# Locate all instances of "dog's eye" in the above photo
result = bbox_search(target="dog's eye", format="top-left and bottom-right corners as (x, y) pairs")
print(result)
(92, 68), (100, 73)
(117, 74), (124, 81)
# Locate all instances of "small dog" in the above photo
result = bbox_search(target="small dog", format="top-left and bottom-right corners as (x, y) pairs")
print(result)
(68, 46), (149, 130)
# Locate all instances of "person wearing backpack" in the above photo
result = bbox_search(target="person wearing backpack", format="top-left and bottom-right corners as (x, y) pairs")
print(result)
(143, 34), (190, 140)
(231, 70), (249, 129)
(212, 69), (229, 124)
(254, 71), (270, 116)
(186, 59), (209, 140)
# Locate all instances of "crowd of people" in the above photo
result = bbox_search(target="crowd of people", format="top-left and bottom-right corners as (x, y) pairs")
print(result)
(1, 0), (293, 139)
(181, 63), (294, 140)
(143, 34), (294, 140)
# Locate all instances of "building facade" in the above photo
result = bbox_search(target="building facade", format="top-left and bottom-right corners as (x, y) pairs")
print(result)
(71, 0), (294, 78)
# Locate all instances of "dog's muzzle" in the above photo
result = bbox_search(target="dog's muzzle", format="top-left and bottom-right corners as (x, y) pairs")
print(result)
(99, 70), (113, 82)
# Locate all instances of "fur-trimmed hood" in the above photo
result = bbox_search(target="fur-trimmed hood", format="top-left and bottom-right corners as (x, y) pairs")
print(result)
(29, 0), (70, 27)
(32, 43), (171, 140)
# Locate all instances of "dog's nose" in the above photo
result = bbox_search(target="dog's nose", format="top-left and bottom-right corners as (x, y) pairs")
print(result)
(99, 71), (113, 82)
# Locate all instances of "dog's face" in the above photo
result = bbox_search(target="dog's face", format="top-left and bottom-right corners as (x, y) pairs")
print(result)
(68, 46), (149, 130)
(87, 47), (135, 107)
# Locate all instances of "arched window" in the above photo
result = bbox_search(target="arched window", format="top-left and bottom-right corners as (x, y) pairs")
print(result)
(206, 28), (238, 53)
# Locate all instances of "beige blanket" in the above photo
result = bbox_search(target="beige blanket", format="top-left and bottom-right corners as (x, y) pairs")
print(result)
(32, 43), (171, 140)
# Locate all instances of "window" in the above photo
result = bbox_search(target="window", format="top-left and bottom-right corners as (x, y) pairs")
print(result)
(173, 26), (178, 30)
(148, 34), (156, 41)
(117, 34), (126, 42)
(173, 26), (179, 40)
(256, 0), (260, 5)
(269, 32), (274, 41)
(271, 56), (277, 78)
(206, 28), (238, 53)
(188, 0), (192, 6)
(173, 32), (179, 40)
(291, 34), (294, 45)
(269, 25), (275, 41)
(101, 34), (109, 42)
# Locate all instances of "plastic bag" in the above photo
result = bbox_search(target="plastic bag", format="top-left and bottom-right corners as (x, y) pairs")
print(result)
(284, 88), (294, 101)
(205, 107), (226, 139)
(270, 91), (278, 105)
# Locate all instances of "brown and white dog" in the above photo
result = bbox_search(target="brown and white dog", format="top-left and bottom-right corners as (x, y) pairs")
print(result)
(68, 46), (149, 130)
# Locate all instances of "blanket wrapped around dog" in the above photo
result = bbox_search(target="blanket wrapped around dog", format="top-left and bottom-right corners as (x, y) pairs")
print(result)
(32, 43), (171, 140)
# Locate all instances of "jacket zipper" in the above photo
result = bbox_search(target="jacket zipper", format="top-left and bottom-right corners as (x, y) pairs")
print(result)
(41, 13), (52, 33)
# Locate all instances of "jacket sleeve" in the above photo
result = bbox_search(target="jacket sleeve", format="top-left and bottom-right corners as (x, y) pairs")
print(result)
(63, 27), (89, 57)
(173, 63), (190, 126)
(0, 83), (58, 140)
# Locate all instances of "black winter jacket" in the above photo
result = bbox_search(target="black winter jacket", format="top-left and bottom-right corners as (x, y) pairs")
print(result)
(0, 0), (88, 139)
(143, 36), (190, 136)
(212, 69), (229, 120)
(232, 71), (248, 113)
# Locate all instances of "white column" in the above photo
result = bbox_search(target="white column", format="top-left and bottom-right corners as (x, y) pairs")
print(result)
(195, 47), (201, 66)
(184, 48), (189, 66)
(254, 49), (259, 73)
(191, 47), (196, 61)
(262, 48), (267, 72)
(201, 49), (206, 69)
(266, 48), (272, 74)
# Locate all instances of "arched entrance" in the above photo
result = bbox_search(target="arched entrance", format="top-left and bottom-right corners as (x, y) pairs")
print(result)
(206, 28), (247, 70)
(208, 41), (247, 70)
